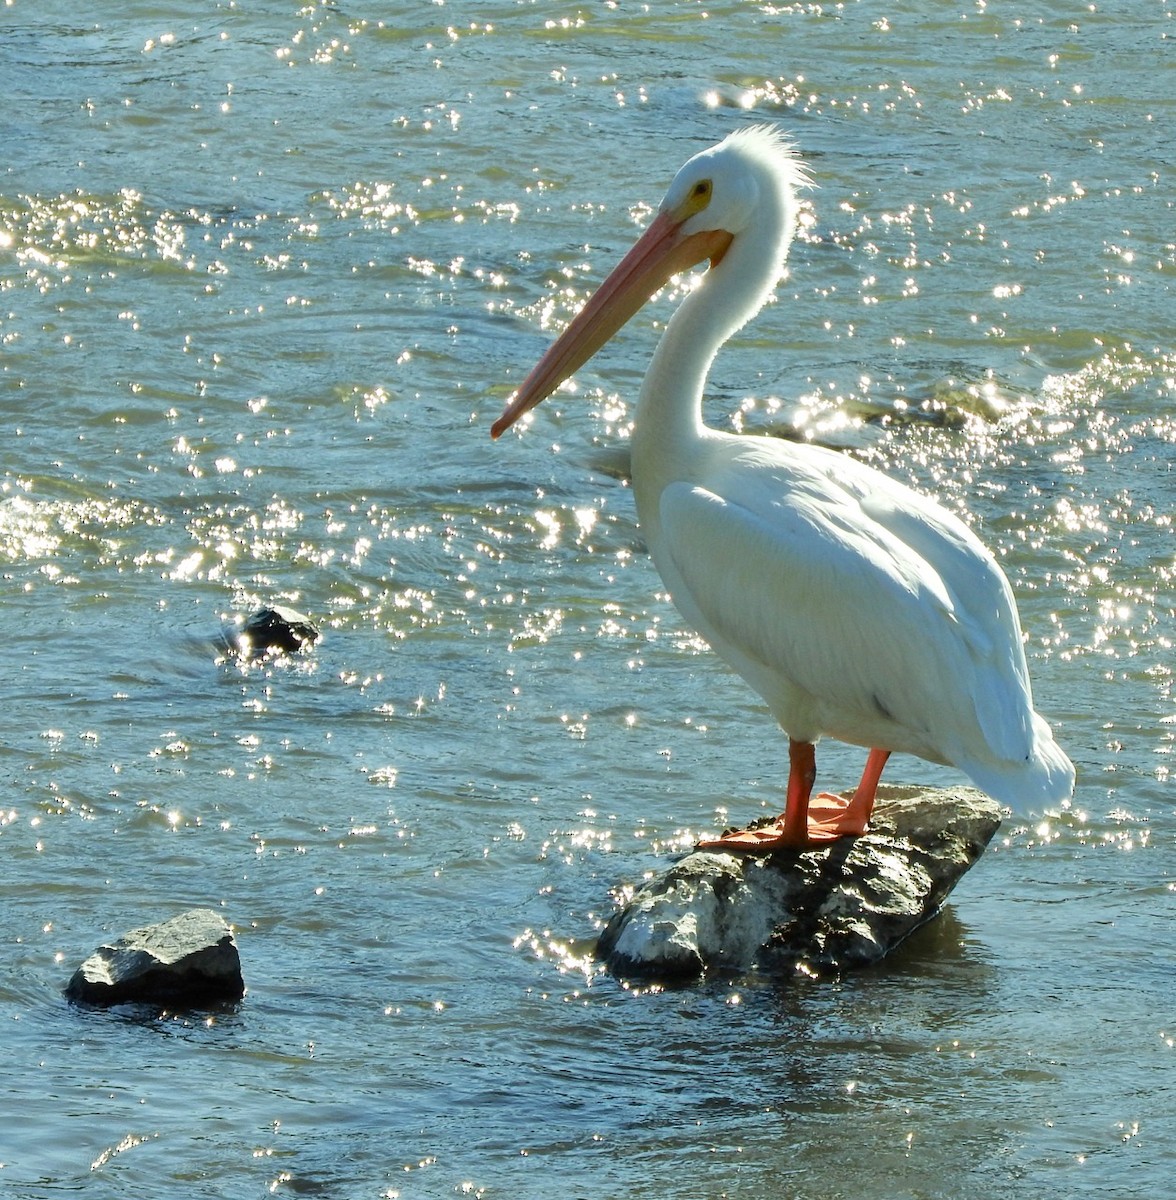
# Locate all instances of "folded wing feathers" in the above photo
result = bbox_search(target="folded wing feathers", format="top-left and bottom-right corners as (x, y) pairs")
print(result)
(658, 449), (1042, 778)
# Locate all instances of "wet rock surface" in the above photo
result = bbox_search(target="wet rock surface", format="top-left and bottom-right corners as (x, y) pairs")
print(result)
(65, 909), (244, 1008)
(597, 786), (1002, 980)
(226, 605), (320, 657)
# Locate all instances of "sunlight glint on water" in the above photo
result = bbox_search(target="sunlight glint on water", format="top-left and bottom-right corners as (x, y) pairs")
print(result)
(1, 3), (1173, 1197)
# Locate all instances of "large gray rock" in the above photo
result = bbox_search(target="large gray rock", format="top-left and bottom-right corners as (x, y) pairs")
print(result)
(65, 909), (244, 1007)
(597, 786), (1001, 980)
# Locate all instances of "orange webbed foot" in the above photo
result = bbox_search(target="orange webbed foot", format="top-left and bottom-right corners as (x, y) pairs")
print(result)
(805, 790), (872, 839)
(696, 792), (870, 854)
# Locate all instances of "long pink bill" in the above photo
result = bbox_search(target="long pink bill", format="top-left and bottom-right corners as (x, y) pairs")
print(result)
(490, 211), (731, 439)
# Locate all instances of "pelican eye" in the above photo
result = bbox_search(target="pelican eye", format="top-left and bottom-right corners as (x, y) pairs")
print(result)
(682, 177), (713, 217)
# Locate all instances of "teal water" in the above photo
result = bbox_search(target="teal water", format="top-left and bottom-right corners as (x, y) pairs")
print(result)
(2, 3), (1173, 1197)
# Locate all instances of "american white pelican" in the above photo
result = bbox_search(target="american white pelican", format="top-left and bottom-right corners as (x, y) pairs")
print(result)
(492, 126), (1074, 850)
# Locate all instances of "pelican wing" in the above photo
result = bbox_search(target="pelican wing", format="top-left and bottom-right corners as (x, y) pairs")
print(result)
(655, 447), (1038, 771)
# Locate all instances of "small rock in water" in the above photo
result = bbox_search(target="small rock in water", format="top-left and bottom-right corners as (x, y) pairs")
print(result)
(597, 786), (1001, 980)
(65, 908), (244, 1008)
(231, 605), (320, 657)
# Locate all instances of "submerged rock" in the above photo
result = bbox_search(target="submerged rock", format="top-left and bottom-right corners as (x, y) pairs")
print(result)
(65, 909), (244, 1008)
(597, 786), (1001, 980)
(229, 605), (320, 657)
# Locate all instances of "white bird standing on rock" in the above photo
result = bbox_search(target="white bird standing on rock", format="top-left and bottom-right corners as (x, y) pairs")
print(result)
(492, 126), (1074, 850)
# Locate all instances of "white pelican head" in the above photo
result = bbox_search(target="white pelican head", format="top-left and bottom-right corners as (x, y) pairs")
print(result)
(491, 126), (808, 439)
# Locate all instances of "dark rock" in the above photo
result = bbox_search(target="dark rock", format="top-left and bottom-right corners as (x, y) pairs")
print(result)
(231, 605), (320, 657)
(597, 786), (1002, 980)
(65, 909), (244, 1008)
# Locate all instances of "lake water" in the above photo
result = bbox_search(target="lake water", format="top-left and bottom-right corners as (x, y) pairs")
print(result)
(2, 2), (1173, 1197)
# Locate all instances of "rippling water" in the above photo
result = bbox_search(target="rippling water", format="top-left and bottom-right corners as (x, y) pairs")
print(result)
(2, 3), (1173, 1197)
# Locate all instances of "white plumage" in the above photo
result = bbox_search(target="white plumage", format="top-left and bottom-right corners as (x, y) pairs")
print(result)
(493, 126), (1073, 849)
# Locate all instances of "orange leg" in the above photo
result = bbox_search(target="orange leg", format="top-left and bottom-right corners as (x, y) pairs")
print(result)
(697, 743), (890, 853)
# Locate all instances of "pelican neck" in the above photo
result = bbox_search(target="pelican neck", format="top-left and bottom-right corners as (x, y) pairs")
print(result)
(630, 216), (787, 512)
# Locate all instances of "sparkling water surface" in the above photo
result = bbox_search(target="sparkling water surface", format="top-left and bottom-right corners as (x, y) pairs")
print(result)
(2, 2), (1173, 1197)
